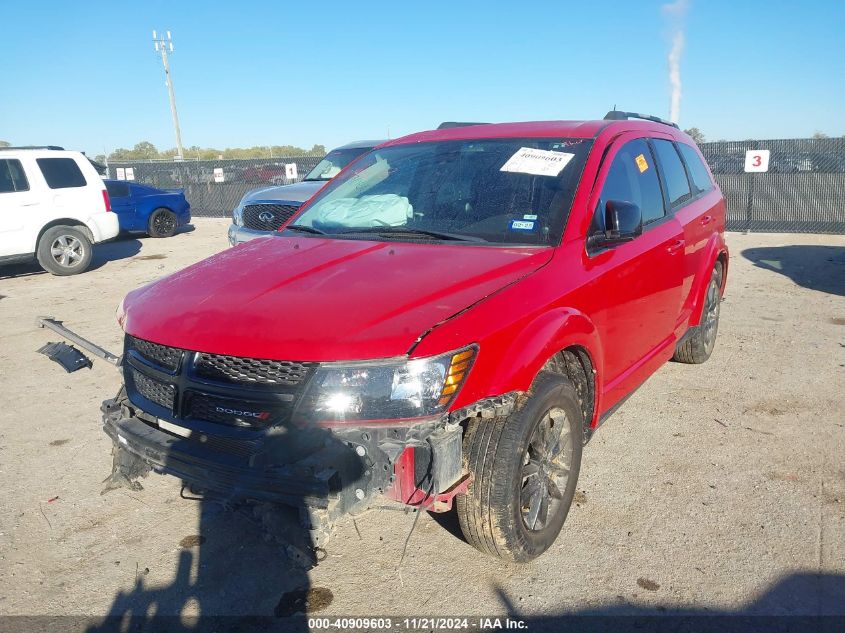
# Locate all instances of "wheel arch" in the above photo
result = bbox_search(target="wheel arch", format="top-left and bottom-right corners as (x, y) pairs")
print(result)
(689, 236), (729, 325)
(36, 219), (94, 248)
(487, 308), (603, 431)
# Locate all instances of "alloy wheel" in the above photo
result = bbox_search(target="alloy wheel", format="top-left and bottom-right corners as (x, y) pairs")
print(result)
(50, 235), (85, 268)
(521, 407), (573, 531)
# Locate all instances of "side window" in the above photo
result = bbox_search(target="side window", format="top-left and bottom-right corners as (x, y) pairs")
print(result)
(0, 159), (30, 193)
(36, 157), (87, 189)
(595, 138), (665, 230)
(105, 181), (130, 198)
(651, 139), (692, 207)
(677, 143), (714, 193)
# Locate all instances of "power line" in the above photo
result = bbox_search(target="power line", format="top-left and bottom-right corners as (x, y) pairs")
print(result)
(152, 30), (184, 160)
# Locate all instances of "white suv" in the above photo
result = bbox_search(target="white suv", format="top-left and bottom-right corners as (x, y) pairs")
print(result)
(0, 147), (119, 275)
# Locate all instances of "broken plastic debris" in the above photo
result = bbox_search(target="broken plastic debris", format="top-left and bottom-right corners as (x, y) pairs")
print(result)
(37, 341), (92, 373)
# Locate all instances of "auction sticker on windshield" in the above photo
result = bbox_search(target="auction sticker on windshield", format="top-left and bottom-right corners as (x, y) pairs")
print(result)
(500, 147), (575, 177)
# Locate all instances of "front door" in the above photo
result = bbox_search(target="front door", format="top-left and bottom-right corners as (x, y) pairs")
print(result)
(105, 181), (135, 230)
(583, 136), (685, 409)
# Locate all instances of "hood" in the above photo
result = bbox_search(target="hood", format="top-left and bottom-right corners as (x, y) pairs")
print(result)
(122, 237), (552, 361)
(244, 181), (325, 204)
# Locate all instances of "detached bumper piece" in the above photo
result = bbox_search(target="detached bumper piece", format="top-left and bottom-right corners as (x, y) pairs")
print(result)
(37, 341), (92, 373)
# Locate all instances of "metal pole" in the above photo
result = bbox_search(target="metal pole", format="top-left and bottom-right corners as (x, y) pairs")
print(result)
(153, 31), (184, 160)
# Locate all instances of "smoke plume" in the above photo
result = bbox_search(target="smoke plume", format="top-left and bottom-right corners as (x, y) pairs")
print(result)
(662, 0), (690, 124)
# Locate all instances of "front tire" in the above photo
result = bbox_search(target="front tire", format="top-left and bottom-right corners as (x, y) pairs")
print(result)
(36, 225), (93, 276)
(148, 208), (177, 238)
(673, 261), (724, 364)
(457, 372), (584, 562)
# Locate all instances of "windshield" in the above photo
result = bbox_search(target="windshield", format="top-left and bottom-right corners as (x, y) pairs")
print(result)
(292, 138), (592, 245)
(304, 147), (373, 181)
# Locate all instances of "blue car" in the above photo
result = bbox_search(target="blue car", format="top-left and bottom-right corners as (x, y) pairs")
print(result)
(103, 180), (191, 237)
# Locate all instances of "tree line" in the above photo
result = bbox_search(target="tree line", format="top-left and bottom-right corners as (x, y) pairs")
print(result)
(94, 141), (327, 163)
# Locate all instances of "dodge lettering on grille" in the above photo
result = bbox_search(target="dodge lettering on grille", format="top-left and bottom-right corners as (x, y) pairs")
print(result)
(215, 406), (271, 420)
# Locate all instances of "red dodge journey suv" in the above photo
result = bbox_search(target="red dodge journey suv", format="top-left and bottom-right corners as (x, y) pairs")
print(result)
(104, 112), (727, 561)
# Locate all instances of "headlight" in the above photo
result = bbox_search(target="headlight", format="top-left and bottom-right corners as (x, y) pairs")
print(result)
(233, 203), (244, 226)
(295, 346), (476, 424)
(116, 295), (127, 328)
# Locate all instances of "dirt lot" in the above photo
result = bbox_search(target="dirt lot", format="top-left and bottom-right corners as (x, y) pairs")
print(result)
(1, 220), (843, 625)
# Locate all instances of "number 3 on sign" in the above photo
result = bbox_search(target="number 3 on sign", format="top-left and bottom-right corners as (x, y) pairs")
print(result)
(744, 150), (770, 173)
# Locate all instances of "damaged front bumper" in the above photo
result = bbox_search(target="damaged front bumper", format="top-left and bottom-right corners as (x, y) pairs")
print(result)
(101, 390), (474, 545)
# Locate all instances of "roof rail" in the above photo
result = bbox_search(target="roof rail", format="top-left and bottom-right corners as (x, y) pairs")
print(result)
(603, 111), (679, 129)
(437, 122), (490, 130)
(0, 145), (66, 151)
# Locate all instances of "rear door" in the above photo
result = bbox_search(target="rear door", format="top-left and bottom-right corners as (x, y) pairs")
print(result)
(585, 136), (685, 406)
(652, 139), (719, 329)
(0, 157), (39, 256)
(36, 155), (92, 218)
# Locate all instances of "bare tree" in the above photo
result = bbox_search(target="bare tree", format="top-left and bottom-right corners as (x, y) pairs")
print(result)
(812, 131), (829, 139)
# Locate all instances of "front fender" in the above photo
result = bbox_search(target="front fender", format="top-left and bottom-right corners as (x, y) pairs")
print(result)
(425, 305), (604, 429)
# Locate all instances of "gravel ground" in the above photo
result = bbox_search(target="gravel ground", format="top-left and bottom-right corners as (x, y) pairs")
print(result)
(0, 220), (843, 625)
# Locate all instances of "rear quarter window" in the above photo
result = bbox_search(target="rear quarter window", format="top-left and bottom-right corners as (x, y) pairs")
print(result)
(106, 181), (130, 197)
(651, 139), (692, 208)
(36, 157), (87, 189)
(677, 143), (714, 193)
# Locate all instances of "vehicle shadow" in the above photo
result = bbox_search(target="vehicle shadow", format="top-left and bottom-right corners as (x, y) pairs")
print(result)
(87, 411), (366, 632)
(89, 239), (143, 271)
(117, 223), (196, 240)
(741, 245), (845, 297)
(0, 239), (142, 279)
(495, 572), (845, 632)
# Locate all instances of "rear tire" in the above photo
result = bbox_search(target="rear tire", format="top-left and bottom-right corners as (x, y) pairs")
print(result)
(36, 225), (93, 276)
(148, 208), (177, 238)
(456, 372), (584, 562)
(673, 261), (724, 364)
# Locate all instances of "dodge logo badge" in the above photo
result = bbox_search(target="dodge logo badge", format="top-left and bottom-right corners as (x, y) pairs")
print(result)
(258, 211), (275, 222)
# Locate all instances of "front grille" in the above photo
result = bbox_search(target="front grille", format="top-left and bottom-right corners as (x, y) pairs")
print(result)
(154, 419), (260, 458)
(195, 353), (313, 388)
(204, 435), (260, 458)
(242, 204), (299, 231)
(186, 392), (275, 430)
(129, 366), (176, 411)
(123, 336), (308, 430)
(127, 335), (182, 372)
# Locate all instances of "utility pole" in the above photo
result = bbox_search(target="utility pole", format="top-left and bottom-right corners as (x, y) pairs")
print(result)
(152, 30), (184, 160)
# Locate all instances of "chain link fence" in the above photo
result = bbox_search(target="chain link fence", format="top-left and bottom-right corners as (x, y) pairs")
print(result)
(700, 137), (845, 233)
(107, 155), (324, 217)
(110, 138), (845, 233)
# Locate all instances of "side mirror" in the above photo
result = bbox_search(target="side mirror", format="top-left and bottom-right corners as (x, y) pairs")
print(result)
(590, 199), (642, 248)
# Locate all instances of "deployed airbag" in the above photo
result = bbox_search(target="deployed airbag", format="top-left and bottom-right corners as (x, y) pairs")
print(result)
(313, 194), (413, 228)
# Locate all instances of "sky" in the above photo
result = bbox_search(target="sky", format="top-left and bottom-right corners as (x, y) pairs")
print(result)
(1, 0), (843, 157)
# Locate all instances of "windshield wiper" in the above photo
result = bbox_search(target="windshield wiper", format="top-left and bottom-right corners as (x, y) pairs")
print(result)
(284, 224), (326, 235)
(337, 226), (486, 242)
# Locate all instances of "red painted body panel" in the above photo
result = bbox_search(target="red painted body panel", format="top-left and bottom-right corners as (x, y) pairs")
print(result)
(121, 235), (552, 361)
(120, 119), (728, 435)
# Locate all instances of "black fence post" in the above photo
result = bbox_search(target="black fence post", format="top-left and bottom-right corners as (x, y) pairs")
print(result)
(745, 172), (755, 234)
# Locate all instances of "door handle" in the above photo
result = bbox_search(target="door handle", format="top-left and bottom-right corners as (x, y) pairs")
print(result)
(699, 215), (713, 225)
(666, 239), (685, 254)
